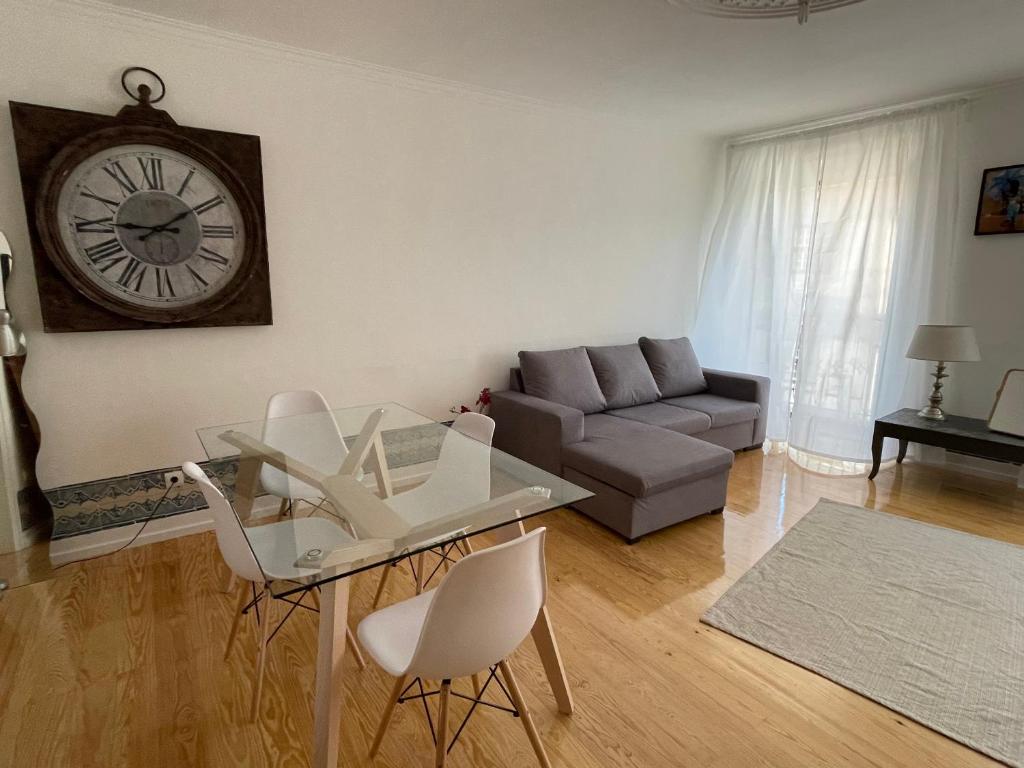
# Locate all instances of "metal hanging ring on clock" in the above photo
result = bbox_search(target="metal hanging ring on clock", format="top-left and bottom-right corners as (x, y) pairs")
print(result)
(121, 67), (166, 104)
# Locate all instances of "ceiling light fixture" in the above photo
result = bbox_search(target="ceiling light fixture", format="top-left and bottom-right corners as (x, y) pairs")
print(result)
(674, 0), (867, 25)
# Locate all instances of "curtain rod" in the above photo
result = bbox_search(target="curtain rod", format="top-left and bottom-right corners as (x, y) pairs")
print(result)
(727, 77), (1024, 147)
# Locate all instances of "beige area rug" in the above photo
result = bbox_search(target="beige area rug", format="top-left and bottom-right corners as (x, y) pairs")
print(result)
(702, 499), (1024, 767)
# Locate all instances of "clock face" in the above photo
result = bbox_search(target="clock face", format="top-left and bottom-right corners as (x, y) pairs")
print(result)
(55, 143), (245, 310)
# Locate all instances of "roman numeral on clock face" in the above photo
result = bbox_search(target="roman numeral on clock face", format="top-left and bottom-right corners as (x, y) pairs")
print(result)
(80, 187), (121, 214)
(154, 268), (175, 298)
(176, 169), (195, 197)
(137, 157), (164, 191)
(116, 258), (147, 291)
(187, 264), (209, 288)
(201, 224), (234, 238)
(193, 196), (224, 215)
(103, 161), (139, 196)
(74, 215), (115, 234)
(197, 246), (230, 269)
(83, 238), (124, 264)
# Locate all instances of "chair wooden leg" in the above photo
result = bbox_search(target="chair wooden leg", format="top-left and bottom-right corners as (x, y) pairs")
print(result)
(370, 675), (407, 758)
(372, 565), (392, 609)
(471, 673), (482, 697)
(435, 679), (451, 767)
(224, 582), (250, 660)
(277, 497), (290, 519)
(415, 553), (426, 595)
(499, 660), (552, 768)
(250, 590), (273, 721)
(224, 570), (237, 595)
(463, 537), (474, 554)
(346, 627), (367, 670)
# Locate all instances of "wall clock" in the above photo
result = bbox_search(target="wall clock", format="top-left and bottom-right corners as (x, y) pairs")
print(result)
(9, 69), (272, 331)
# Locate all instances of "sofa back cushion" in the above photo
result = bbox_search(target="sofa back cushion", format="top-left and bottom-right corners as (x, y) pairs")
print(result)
(586, 344), (661, 409)
(638, 336), (707, 398)
(509, 367), (526, 393)
(518, 347), (607, 414)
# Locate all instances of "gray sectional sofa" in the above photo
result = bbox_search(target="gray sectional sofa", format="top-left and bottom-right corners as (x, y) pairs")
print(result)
(490, 337), (769, 542)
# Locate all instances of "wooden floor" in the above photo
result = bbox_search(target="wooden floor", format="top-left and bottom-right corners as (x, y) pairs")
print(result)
(2, 453), (1023, 767)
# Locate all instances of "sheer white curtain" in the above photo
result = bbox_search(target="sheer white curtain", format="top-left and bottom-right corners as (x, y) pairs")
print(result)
(693, 103), (962, 464)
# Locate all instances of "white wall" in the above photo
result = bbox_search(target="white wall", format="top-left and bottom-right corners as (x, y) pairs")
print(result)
(0, 0), (716, 488)
(947, 82), (1024, 419)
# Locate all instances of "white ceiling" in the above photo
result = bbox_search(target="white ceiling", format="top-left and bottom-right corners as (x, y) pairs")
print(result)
(101, 0), (1024, 135)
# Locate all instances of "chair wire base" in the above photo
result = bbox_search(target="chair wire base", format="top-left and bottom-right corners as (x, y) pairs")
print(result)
(241, 583), (320, 645)
(408, 538), (471, 592)
(397, 665), (519, 754)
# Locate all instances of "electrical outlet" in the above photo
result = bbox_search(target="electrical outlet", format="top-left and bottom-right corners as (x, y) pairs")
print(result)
(163, 470), (184, 489)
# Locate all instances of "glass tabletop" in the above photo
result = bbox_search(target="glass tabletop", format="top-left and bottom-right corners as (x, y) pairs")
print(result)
(196, 402), (593, 598)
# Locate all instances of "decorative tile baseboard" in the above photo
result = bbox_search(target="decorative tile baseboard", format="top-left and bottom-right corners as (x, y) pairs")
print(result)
(46, 458), (238, 540)
(46, 424), (448, 540)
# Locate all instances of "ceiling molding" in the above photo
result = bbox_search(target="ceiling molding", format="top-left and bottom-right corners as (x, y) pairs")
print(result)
(678, 0), (866, 22)
(28, 0), (650, 127)
(728, 77), (1024, 146)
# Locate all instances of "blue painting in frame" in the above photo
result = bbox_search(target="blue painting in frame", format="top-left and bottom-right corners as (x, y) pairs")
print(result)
(975, 164), (1024, 235)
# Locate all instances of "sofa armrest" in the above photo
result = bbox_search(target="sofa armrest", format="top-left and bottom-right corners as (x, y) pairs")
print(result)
(489, 390), (584, 475)
(702, 369), (771, 446)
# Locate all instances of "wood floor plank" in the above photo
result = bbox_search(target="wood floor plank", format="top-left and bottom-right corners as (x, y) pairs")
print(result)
(0, 453), (1021, 766)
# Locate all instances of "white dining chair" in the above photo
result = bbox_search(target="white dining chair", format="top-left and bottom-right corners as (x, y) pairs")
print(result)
(358, 527), (552, 768)
(371, 412), (495, 608)
(182, 461), (366, 720)
(260, 390), (355, 518)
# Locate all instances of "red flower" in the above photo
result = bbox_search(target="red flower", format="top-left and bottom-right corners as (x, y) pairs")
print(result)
(476, 387), (492, 406)
(460, 405), (471, 413)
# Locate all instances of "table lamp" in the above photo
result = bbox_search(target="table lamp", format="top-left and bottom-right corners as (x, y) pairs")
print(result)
(906, 324), (980, 420)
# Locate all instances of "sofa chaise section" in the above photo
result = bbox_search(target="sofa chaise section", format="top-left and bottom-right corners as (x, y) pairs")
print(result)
(491, 337), (770, 542)
(561, 415), (734, 542)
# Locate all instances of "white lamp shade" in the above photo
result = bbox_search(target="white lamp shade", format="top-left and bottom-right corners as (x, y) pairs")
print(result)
(906, 324), (980, 362)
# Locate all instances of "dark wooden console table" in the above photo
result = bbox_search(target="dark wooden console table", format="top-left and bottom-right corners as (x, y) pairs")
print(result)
(869, 408), (1024, 480)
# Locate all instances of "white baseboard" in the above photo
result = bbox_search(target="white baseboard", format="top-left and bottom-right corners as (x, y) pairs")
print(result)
(916, 448), (1024, 489)
(946, 454), (1024, 488)
(49, 463), (435, 566)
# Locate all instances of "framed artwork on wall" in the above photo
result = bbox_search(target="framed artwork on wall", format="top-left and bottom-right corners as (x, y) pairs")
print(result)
(988, 369), (1024, 439)
(975, 164), (1024, 235)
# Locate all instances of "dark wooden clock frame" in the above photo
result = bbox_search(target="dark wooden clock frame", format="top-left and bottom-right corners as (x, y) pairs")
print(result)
(9, 99), (273, 332)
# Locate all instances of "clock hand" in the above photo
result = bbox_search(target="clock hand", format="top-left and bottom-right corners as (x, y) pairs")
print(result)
(114, 222), (182, 242)
(139, 227), (181, 241)
(139, 211), (192, 241)
(138, 228), (180, 240)
(154, 210), (192, 230)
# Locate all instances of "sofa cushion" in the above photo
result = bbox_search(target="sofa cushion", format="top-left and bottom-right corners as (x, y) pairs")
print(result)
(605, 402), (711, 435)
(638, 336), (707, 398)
(662, 394), (760, 428)
(518, 347), (607, 414)
(561, 414), (733, 498)
(586, 344), (661, 409)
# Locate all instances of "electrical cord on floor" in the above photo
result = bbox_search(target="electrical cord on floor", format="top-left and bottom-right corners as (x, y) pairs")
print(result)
(54, 476), (182, 570)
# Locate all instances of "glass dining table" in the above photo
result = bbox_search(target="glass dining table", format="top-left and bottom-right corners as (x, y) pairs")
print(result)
(197, 401), (592, 768)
